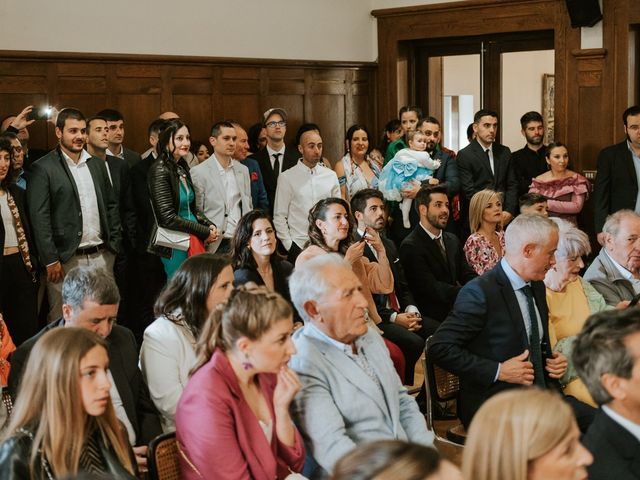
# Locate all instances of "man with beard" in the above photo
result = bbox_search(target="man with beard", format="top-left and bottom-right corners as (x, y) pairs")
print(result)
(594, 105), (640, 235)
(27, 108), (121, 321)
(399, 185), (476, 323)
(510, 111), (548, 198)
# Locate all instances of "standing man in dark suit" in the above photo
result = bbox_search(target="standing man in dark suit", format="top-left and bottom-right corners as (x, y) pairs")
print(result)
(8, 266), (162, 472)
(27, 108), (121, 322)
(510, 111), (548, 198)
(457, 109), (518, 233)
(352, 188), (437, 385)
(97, 108), (142, 169)
(574, 309), (640, 480)
(400, 185), (476, 324)
(430, 215), (592, 429)
(593, 105), (640, 237)
(249, 108), (298, 215)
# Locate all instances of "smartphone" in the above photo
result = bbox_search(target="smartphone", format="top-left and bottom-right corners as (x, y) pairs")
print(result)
(628, 292), (640, 307)
(27, 106), (52, 121)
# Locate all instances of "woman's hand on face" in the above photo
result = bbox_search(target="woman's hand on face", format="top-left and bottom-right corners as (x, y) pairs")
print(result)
(206, 225), (219, 244)
(345, 239), (365, 265)
(273, 366), (301, 411)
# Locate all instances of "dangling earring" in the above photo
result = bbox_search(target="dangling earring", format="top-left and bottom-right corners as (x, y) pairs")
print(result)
(242, 353), (253, 371)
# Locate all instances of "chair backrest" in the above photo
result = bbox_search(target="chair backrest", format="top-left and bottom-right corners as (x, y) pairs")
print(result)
(147, 431), (180, 480)
(425, 336), (459, 402)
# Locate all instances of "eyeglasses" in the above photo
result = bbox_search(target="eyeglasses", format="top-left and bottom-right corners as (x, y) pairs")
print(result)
(266, 121), (286, 128)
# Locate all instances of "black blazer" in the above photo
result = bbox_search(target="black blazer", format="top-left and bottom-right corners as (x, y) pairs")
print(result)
(106, 155), (137, 253)
(122, 147), (142, 169)
(399, 225), (476, 322)
(8, 320), (162, 445)
(358, 232), (415, 323)
(457, 139), (518, 215)
(233, 259), (294, 303)
(593, 141), (637, 233)
(130, 153), (156, 253)
(432, 148), (460, 196)
(583, 409), (640, 480)
(249, 147), (298, 215)
(0, 184), (39, 274)
(429, 262), (555, 427)
(26, 148), (121, 265)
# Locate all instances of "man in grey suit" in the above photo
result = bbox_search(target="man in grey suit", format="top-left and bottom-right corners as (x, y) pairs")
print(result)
(190, 121), (252, 253)
(27, 108), (121, 321)
(584, 209), (640, 306)
(289, 254), (434, 478)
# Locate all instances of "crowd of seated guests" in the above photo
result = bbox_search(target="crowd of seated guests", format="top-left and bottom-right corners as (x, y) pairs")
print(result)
(0, 101), (639, 479)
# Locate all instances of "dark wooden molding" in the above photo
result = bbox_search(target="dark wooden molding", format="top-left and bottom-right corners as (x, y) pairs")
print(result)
(570, 48), (607, 58)
(372, 0), (550, 18)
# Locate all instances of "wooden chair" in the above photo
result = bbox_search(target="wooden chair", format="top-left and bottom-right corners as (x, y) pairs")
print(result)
(147, 431), (180, 480)
(424, 336), (467, 447)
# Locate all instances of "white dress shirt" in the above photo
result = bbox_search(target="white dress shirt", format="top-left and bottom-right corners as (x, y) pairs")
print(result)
(108, 369), (137, 445)
(273, 160), (340, 251)
(215, 157), (242, 238)
(62, 149), (102, 247)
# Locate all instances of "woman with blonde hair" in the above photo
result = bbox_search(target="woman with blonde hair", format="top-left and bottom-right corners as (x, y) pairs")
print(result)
(463, 389), (592, 480)
(0, 327), (136, 479)
(175, 286), (305, 480)
(463, 189), (505, 275)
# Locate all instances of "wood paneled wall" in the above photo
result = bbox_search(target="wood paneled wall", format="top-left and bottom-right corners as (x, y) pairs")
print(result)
(372, 0), (640, 173)
(0, 52), (377, 165)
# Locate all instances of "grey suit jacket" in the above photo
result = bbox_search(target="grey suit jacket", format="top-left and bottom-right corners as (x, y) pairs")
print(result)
(190, 155), (252, 252)
(289, 324), (433, 478)
(584, 248), (636, 306)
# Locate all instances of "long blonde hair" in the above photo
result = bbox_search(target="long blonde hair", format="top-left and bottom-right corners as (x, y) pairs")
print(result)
(4, 328), (134, 477)
(191, 285), (292, 375)
(468, 189), (502, 233)
(462, 389), (574, 480)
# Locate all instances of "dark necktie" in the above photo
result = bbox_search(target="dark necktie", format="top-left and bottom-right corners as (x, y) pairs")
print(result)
(520, 285), (546, 387)
(436, 235), (447, 261)
(485, 148), (493, 174)
(272, 153), (282, 179)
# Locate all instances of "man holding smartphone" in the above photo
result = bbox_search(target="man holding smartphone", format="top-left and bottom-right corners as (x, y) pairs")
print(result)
(1, 105), (52, 169)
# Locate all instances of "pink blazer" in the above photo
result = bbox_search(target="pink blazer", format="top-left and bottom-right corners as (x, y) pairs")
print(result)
(175, 350), (305, 480)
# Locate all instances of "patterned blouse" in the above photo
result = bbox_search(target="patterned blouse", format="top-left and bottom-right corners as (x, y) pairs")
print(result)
(463, 230), (505, 275)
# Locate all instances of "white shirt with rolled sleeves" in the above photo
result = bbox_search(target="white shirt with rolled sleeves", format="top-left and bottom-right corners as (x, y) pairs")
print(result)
(273, 160), (340, 251)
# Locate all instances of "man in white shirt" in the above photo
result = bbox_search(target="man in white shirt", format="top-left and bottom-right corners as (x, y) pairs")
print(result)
(574, 308), (640, 480)
(191, 121), (252, 253)
(584, 209), (640, 306)
(273, 128), (340, 263)
(27, 108), (121, 321)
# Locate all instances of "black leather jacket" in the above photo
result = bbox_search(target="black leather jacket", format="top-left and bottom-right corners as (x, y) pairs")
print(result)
(0, 428), (137, 480)
(147, 157), (212, 258)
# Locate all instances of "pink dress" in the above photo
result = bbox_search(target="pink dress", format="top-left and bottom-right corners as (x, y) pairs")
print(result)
(529, 174), (591, 226)
(463, 231), (505, 275)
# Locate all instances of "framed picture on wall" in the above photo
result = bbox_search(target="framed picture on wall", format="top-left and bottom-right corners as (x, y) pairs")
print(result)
(542, 74), (555, 144)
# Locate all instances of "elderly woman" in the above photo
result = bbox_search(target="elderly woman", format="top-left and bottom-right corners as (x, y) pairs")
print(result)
(334, 124), (383, 200)
(463, 389), (592, 480)
(464, 189), (505, 275)
(544, 218), (624, 406)
(528, 142), (590, 226)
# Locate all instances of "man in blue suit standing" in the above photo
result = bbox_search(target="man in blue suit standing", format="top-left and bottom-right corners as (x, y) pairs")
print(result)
(288, 254), (433, 479)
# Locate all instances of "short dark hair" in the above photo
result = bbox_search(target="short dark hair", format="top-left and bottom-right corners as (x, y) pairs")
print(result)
(148, 118), (167, 137)
(247, 122), (264, 153)
(466, 123), (475, 142)
(415, 184), (448, 212)
(473, 109), (499, 123)
(154, 254), (232, 339)
(210, 121), (235, 138)
(623, 105), (640, 126)
(398, 106), (423, 119)
(545, 142), (567, 158)
(519, 192), (548, 209)
(56, 108), (86, 131)
(350, 188), (384, 215)
(418, 116), (441, 129)
(86, 116), (107, 131)
(519, 111), (544, 129)
(574, 308), (640, 405)
(95, 109), (124, 122)
(0, 138), (16, 188)
(295, 123), (321, 146)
